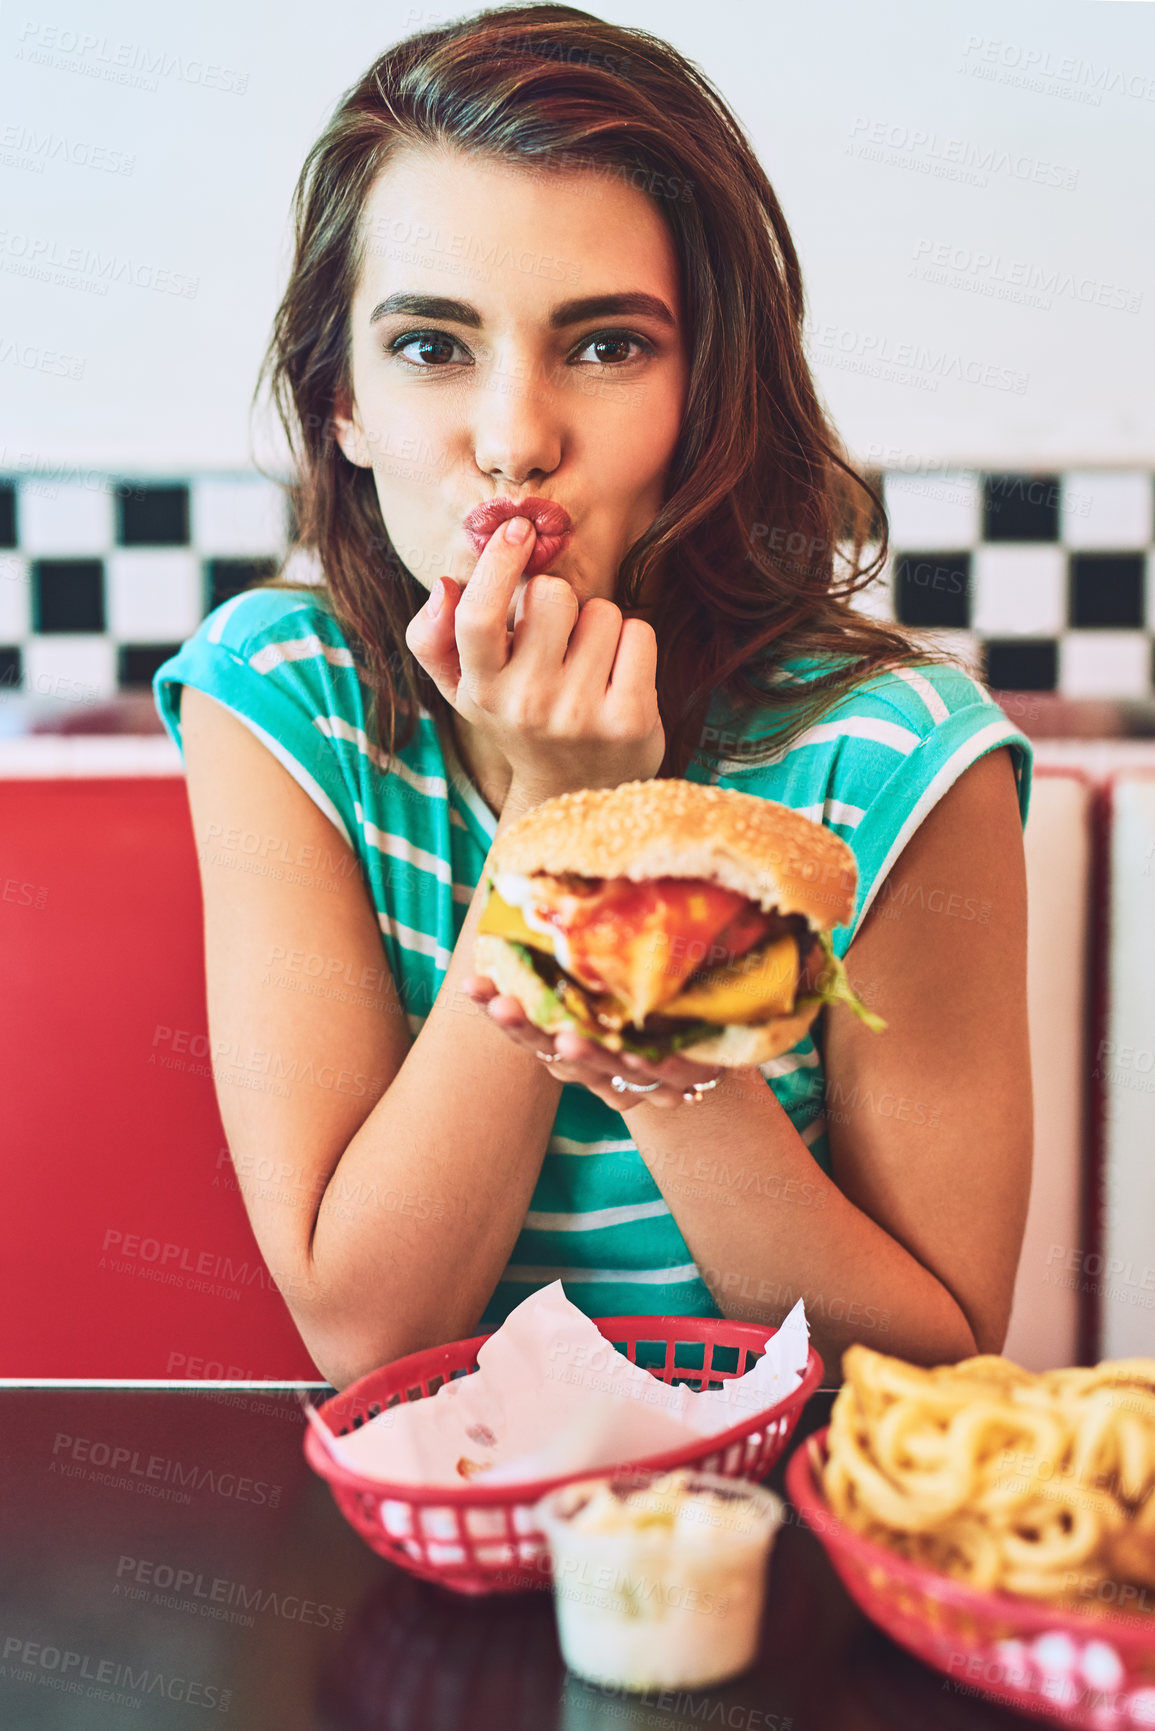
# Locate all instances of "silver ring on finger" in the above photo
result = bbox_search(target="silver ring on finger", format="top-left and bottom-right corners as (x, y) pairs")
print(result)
(610, 1074), (663, 1094)
(536, 1050), (562, 1062)
(682, 1077), (721, 1104)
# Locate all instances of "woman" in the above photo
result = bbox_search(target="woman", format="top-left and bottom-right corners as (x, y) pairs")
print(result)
(154, 4), (1033, 1390)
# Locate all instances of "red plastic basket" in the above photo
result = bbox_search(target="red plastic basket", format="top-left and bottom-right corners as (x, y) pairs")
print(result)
(786, 1427), (1155, 1729)
(305, 1314), (823, 1595)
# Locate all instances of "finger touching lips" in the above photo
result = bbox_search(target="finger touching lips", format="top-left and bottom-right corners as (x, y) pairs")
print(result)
(454, 518), (537, 675)
(468, 517), (536, 600)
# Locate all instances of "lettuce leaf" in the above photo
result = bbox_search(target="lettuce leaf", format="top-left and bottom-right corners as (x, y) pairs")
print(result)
(793, 929), (888, 1032)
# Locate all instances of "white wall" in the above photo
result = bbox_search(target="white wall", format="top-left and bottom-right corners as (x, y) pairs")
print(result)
(2, 0), (1152, 473)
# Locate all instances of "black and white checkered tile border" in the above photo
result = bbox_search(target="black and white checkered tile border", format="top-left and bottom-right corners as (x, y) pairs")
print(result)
(1, 469), (1153, 706)
(863, 469), (1155, 698)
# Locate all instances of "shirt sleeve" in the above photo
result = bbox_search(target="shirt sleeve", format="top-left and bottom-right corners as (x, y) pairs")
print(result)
(825, 669), (1033, 956)
(706, 661), (1034, 959)
(151, 586), (361, 851)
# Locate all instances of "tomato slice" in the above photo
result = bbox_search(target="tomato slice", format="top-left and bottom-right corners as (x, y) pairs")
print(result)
(534, 876), (767, 1017)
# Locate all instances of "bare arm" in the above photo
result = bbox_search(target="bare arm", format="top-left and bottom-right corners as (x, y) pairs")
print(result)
(816, 744), (1033, 1358)
(181, 684), (565, 1388)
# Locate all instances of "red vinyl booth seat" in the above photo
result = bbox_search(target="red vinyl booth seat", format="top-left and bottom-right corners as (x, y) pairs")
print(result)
(1, 776), (322, 1380)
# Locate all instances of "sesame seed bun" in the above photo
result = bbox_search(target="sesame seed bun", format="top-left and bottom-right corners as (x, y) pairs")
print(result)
(484, 778), (857, 930)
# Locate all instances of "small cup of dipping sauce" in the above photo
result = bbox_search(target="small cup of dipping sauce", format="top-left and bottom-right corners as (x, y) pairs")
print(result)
(534, 1467), (785, 1692)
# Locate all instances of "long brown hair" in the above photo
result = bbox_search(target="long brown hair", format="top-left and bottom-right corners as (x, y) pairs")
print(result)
(254, 2), (969, 779)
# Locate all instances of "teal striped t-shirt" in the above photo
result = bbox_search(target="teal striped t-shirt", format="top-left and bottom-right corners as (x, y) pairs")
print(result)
(153, 585), (1033, 1331)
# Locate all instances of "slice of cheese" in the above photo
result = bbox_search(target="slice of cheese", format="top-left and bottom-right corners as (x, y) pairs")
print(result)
(476, 888), (556, 956)
(661, 935), (799, 1024)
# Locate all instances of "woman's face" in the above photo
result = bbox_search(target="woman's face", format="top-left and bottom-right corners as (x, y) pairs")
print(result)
(334, 145), (689, 622)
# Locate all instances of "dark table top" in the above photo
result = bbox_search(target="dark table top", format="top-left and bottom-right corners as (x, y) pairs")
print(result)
(0, 1386), (1039, 1730)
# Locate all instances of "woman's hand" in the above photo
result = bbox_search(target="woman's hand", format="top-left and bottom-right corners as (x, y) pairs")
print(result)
(404, 516), (666, 806)
(461, 974), (724, 1111)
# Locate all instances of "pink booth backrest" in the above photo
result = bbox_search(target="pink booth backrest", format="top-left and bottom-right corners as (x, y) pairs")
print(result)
(1, 775), (321, 1380)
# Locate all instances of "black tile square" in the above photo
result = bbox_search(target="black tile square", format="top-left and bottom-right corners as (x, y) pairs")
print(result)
(0, 646), (21, 691)
(983, 474), (1060, 542)
(205, 557), (279, 613)
(1069, 553), (1145, 628)
(116, 483), (189, 547)
(894, 552), (970, 627)
(118, 643), (183, 687)
(984, 638), (1058, 692)
(33, 559), (105, 632)
(0, 482), (16, 549)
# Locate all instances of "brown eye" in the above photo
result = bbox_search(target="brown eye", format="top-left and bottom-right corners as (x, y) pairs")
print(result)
(390, 330), (464, 367)
(574, 329), (654, 365)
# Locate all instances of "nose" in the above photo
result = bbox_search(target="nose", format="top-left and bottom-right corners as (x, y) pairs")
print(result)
(472, 347), (564, 489)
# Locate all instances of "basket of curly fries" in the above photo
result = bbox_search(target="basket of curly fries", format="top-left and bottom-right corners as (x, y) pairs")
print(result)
(785, 1344), (1155, 1730)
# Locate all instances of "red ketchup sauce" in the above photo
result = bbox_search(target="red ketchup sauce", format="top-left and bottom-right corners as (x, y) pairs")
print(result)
(533, 878), (774, 997)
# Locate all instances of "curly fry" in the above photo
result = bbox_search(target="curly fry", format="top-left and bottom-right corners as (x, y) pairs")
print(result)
(821, 1347), (1155, 1614)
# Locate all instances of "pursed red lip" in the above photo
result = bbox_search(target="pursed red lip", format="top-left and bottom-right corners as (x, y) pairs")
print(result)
(464, 496), (574, 582)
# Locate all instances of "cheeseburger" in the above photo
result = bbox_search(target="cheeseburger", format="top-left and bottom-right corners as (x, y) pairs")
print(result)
(473, 779), (885, 1065)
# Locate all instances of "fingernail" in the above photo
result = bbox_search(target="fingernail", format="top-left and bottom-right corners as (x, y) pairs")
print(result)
(505, 516), (531, 545)
(427, 579), (445, 617)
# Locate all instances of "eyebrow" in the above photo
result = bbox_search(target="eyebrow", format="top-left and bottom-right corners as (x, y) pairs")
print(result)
(368, 291), (676, 330)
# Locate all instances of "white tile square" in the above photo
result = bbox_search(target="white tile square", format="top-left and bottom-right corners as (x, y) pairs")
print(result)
(106, 551), (203, 641)
(1058, 631), (1151, 699)
(18, 481), (114, 554)
(972, 546), (1066, 636)
(883, 471), (981, 550)
(23, 635), (117, 703)
(192, 477), (287, 554)
(1061, 472), (1154, 548)
(0, 555), (31, 640)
